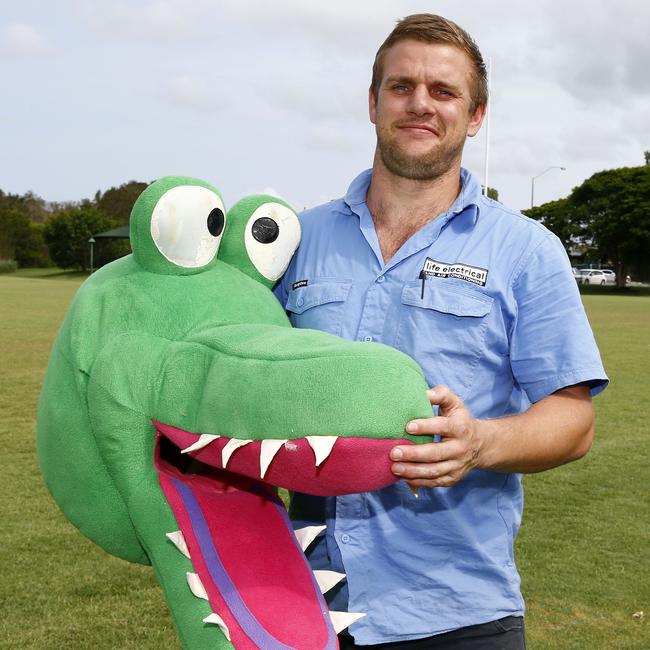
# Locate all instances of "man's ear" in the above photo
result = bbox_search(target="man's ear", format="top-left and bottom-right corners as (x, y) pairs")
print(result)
(467, 103), (486, 138)
(368, 87), (377, 125)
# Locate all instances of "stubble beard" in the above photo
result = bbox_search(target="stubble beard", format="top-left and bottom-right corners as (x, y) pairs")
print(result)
(376, 125), (464, 181)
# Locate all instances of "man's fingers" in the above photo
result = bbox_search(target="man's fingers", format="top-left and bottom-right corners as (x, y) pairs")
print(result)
(392, 460), (456, 481)
(427, 385), (465, 415)
(405, 415), (470, 439)
(406, 417), (447, 437)
(406, 475), (457, 488)
(391, 440), (457, 463)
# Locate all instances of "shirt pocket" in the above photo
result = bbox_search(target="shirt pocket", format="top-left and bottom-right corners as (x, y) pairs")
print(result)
(395, 280), (494, 400)
(285, 280), (352, 337)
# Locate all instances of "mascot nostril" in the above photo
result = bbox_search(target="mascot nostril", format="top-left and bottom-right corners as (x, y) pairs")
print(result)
(36, 176), (433, 650)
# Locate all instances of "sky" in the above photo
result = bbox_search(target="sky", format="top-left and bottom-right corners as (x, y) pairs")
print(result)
(2, 0), (649, 213)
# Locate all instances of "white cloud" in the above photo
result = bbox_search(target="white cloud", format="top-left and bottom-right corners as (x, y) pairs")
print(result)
(262, 72), (367, 123)
(532, 0), (650, 105)
(1, 23), (48, 56)
(242, 185), (280, 198)
(75, 0), (215, 41)
(220, 0), (398, 45)
(303, 121), (370, 156)
(163, 75), (227, 113)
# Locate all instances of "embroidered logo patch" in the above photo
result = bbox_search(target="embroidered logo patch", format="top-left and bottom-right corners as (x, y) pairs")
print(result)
(421, 258), (488, 286)
(292, 279), (309, 290)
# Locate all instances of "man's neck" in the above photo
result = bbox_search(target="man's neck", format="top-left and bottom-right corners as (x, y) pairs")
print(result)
(366, 153), (463, 263)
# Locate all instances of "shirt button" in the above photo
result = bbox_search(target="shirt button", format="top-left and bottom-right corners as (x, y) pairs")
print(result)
(296, 297), (304, 307)
(341, 534), (351, 543)
(363, 336), (373, 342)
(376, 275), (385, 283)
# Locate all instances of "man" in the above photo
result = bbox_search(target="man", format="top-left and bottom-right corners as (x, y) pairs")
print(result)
(275, 13), (607, 649)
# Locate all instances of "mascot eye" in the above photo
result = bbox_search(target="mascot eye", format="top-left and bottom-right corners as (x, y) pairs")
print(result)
(251, 217), (279, 244)
(150, 185), (226, 268)
(245, 203), (300, 281)
(207, 207), (225, 237)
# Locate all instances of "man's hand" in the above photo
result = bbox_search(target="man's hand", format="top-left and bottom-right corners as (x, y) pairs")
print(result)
(391, 382), (595, 489)
(390, 386), (481, 488)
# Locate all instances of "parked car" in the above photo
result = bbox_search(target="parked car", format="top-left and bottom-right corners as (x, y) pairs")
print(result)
(579, 269), (616, 286)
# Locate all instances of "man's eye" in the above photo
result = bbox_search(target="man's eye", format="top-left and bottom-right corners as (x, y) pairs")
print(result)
(392, 84), (409, 92)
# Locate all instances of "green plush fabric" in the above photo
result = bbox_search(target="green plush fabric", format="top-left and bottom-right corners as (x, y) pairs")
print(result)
(36, 176), (433, 649)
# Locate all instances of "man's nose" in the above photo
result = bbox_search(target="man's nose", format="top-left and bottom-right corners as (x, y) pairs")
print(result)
(407, 85), (433, 116)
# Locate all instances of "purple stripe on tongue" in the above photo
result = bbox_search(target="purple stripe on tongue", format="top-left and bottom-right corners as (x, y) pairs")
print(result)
(172, 478), (337, 650)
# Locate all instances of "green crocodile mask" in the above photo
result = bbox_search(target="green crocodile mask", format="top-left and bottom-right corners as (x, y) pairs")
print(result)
(36, 176), (432, 650)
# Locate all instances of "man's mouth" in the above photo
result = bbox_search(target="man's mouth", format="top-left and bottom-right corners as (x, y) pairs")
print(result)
(397, 123), (439, 136)
(154, 420), (413, 648)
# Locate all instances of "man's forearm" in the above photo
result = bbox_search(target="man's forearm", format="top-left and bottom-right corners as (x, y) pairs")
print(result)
(476, 384), (595, 474)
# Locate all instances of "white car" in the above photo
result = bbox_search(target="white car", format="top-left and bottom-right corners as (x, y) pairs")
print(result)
(579, 269), (616, 286)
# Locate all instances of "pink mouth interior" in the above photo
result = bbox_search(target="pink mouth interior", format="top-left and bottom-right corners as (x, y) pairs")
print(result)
(154, 423), (412, 649)
(156, 452), (334, 649)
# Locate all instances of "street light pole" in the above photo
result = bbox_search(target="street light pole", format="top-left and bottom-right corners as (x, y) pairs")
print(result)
(483, 56), (492, 196)
(88, 237), (95, 274)
(531, 166), (566, 208)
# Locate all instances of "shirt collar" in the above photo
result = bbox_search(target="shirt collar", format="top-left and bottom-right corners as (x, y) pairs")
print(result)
(343, 167), (483, 225)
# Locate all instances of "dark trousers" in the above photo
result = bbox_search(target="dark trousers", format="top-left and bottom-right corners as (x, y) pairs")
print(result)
(339, 616), (526, 650)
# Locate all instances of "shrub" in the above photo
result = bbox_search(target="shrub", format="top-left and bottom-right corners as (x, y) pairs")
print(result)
(43, 204), (116, 270)
(0, 209), (52, 268)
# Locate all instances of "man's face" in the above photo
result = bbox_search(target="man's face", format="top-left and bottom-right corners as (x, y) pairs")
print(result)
(369, 39), (485, 181)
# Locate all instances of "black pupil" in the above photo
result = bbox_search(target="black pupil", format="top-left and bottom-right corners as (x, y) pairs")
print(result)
(252, 217), (279, 244)
(207, 208), (225, 237)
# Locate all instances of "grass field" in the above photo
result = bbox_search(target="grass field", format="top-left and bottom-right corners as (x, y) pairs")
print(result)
(0, 271), (648, 649)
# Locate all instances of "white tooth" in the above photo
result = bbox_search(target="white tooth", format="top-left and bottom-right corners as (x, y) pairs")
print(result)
(222, 438), (252, 467)
(328, 610), (366, 634)
(181, 434), (220, 454)
(203, 613), (231, 640)
(294, 525), (326, 551)
(186, 572), (208, 600)
(305, 436), (338, 466)
(260, 439), (287, 478)
(314, 570), (346, 594)
(165, 531), (190, 559)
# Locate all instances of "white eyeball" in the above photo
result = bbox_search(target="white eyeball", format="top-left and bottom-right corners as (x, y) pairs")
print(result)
(244, 202), (301, 281)
(150, 185), (226, 268)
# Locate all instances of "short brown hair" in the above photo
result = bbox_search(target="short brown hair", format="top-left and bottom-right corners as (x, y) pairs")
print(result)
(370, 14), (488, 113)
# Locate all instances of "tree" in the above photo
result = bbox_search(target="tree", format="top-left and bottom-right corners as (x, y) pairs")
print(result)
(0, 189), (49, 223)
(569, 165), (650, 287)
(0, 209), (51, 266)
(94, 181), (148, 224)
(43, 205), (116, 270)
(480, 186), (499, 201)
(0, 189), (52, 266)
(523, 198), (583, 255)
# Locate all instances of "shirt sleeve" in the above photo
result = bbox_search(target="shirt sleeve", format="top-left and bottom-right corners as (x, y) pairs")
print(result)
(509, 233), (608, 403)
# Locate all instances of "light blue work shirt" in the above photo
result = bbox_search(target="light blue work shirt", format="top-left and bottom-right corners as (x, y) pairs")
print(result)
(274, 168), (608, 645)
